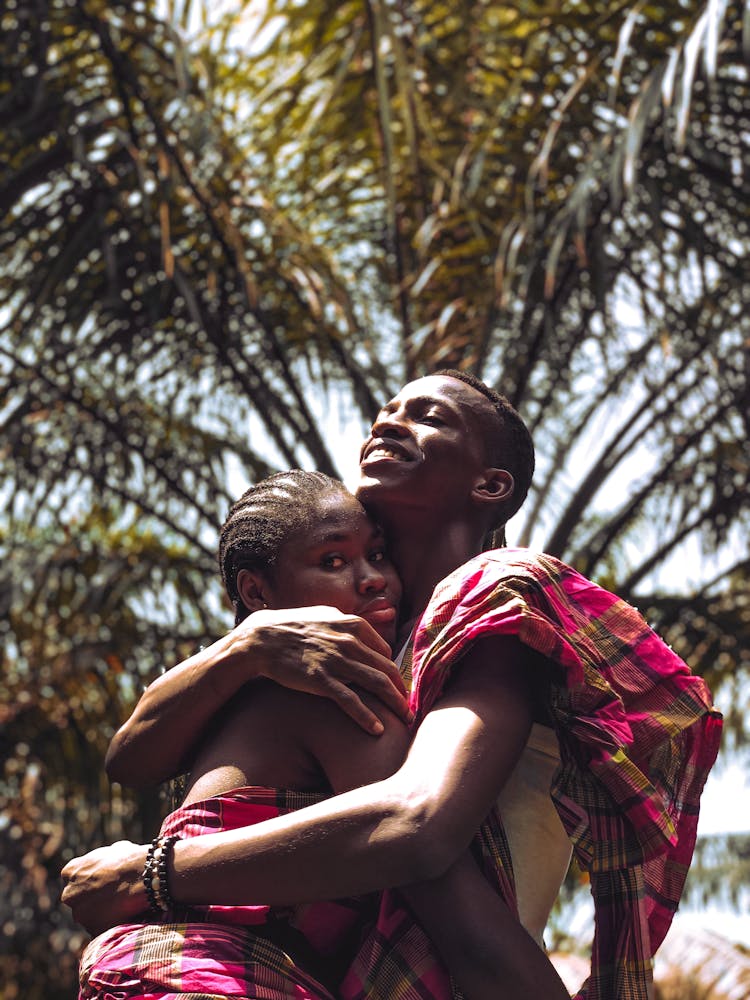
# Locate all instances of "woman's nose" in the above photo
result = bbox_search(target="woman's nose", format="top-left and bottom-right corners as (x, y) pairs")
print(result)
(357, 561), (387, 593)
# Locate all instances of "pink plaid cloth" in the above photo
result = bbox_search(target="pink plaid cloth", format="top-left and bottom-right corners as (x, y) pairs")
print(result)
(81, 549), (721, 1000)
(343, 549), (722, 1000)
(79, 787), (373, 999)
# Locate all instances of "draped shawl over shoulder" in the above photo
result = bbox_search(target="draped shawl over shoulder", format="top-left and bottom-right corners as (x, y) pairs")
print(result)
(408, 547), (722, 1000)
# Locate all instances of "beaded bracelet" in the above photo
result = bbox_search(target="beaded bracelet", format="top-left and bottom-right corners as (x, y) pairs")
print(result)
(142, 834), (180, 913)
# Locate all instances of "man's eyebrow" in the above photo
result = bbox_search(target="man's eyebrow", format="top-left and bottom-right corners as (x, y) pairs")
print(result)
(379, 395), (456, 414)
(409, 395), (458, 415)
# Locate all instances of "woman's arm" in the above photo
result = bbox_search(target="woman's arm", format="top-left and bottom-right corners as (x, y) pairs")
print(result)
(105, 606), (410, 787)
(63, 636), (531, 924)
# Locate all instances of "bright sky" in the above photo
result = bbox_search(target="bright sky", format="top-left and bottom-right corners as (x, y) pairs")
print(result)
(697, 760), (750, 836)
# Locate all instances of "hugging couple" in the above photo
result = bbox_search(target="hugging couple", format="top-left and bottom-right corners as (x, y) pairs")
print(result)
(62, 370), (722, 1000)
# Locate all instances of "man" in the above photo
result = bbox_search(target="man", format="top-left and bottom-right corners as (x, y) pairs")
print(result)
(62, 371), (722, 999)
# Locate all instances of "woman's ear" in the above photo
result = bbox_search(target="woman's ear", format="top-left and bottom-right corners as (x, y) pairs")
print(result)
(236, 568), (269, 613)
(472, 468), (514, 507)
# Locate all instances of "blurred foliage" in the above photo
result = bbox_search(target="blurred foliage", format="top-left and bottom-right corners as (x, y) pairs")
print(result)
(1, 0), (749, 996)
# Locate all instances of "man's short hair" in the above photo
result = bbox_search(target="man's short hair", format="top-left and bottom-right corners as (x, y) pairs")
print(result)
(436, 369), (535, 526)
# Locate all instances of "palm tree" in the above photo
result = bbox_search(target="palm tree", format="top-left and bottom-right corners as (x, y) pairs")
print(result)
(1, 1), (747, 996)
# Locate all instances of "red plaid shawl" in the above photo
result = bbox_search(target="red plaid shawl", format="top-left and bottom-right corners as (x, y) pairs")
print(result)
(400, 548), (720, 1000)
(343, 549), (722, 1000)
(79, 787), (372, 1000)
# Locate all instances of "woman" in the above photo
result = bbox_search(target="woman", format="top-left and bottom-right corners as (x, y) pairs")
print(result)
(78, 470), (568, 1000)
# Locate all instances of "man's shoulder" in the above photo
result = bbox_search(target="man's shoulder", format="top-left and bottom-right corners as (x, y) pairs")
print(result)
(421, 549), (550, 628)
(448, 547), (572, 588)
(426, 548), (614, 626)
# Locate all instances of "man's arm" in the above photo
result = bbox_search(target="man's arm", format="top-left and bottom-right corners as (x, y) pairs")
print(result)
(105, 606), (411, 787)
(402, 857), (570, 1000)
(64, 636), (531, 924)
(304, 680), (568, 1000)
(308, 675), (569, 1000)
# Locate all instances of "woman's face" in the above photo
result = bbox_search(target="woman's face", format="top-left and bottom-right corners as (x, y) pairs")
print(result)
(263, 491), (402, 649)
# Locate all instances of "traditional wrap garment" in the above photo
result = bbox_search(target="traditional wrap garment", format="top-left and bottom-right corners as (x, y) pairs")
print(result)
(79, 787), (376, 1000)
(342, 548), (722, 1000)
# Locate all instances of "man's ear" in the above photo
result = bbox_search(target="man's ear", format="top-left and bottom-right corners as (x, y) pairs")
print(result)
(472, 468), (514, 508)
(236, 568), (270, 613)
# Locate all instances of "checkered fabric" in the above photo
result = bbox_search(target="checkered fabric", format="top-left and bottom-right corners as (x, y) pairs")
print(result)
(404, 548), (722, 1000)
(80, 549), (721, 1000)
(78, 788), (369, 999)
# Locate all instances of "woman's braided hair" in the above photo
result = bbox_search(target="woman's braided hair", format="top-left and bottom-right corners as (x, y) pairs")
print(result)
(219, 470), (351, 624)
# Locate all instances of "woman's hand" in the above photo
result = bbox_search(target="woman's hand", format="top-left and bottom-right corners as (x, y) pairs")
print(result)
(61, 841), (149, 936)
(106, 605), (410, 788)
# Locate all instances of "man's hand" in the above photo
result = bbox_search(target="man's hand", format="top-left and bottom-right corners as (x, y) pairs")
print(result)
(61, 841), (149, 936)
(235, 606), (412, 735)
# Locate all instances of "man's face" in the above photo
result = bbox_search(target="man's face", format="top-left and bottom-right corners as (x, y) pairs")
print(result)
(357, 375), (496, 516)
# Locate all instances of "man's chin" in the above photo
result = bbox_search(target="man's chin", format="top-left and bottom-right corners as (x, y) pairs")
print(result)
(356, 458), (411, 485)
(354, 470), (382, 496)
(356, 466), (424, 520)
(355, 473), (395, 506)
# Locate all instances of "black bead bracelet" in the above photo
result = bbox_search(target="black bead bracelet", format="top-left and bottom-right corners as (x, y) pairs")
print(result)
(142, 834), (180, 913)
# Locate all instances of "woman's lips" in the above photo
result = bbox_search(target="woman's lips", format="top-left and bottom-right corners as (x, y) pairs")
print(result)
(359, 605), (397, 624)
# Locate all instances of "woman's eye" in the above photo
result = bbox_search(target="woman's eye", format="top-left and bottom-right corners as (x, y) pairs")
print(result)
(321, 554), (346, 569)
(370, 550), (386, 564)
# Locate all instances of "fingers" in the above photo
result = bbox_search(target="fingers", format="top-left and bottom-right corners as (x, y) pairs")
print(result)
(247, 607), (413, 730)
(324, 681), (388, 734)
(252, 606), (396, 661)
(322, 654), (414, 731)
(335, 616), (407, 693)
(348, 617), (395, 659)
(344, 658), (412, 720)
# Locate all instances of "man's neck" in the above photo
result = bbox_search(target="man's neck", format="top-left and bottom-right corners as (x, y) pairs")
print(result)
(386, 518), (486, 622)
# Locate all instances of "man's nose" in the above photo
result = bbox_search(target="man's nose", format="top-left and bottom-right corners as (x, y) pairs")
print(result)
(370, 409), (409, 438)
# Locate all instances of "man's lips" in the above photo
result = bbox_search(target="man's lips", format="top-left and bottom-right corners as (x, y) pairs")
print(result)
(361, 438), (414, 464)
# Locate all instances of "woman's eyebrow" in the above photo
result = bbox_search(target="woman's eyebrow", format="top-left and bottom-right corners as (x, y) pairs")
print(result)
(308, 531), (352, 544)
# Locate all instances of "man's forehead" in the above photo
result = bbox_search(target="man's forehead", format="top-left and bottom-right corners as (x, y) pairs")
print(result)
(384, 375), (492, 419)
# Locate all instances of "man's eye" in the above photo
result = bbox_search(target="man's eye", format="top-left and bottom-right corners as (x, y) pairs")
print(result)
(321, 554), (346, 569)
(422, 413), (444, 426)
(370, 550), (386, 564)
